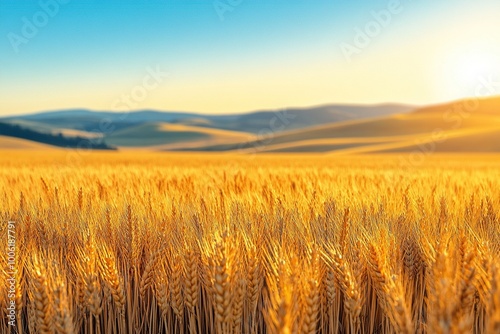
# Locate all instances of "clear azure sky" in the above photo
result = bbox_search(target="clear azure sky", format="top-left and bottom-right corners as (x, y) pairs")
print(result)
(1, 0), (500, 116)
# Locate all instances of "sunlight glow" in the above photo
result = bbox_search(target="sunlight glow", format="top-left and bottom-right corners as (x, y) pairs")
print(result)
(454, 52), (498, 88)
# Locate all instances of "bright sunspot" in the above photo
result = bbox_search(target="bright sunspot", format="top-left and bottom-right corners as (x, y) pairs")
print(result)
(454, 52), (498, 88)
(437, 47), (500, 101)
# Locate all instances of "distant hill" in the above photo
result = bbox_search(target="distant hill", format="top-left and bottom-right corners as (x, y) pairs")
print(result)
(1, 104), (415, 136)
(187, 96), (500, 153)
(0, 135), (59, 150)
(5, 97), (499, 153)
(0, 122), (115, 150)
(106, 122), (254, 149)
(413, 96), (500, 116)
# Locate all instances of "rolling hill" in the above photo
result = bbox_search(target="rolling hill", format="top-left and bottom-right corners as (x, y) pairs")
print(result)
(105, 123), (254, 150)
(0, 135), (59, 150)
(1, 103), (414, 135)
(1, 97), (499, 153)
(0, 122), (115, 150)
(190, 96), (500, 153)
(3, 119), (103, 139)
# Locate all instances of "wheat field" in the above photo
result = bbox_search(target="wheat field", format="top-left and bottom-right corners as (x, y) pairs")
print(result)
(1, 150), (500, 334)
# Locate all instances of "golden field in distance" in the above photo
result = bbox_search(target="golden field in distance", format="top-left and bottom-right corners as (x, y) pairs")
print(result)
(1, 150), (500, 333)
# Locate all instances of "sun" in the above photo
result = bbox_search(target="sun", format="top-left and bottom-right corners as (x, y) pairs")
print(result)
(454, 51), (498, 88)
(436, 47), (500, 101)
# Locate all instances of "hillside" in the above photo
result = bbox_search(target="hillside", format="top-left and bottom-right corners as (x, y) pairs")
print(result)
(0, 122), (115, 150)
(1, 103), (414, 135)
(0, 135), (59, 149)
(191, 96), (500, 153)
(2, 97), (499, 153)
(105, 122), (255, 149)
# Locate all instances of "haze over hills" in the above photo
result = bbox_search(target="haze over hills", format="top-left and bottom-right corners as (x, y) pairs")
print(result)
(1, 103), (414, 134)
(0, 103), (413, 150)
(181, 96), (500, 153)
(1, 97), (499, 153)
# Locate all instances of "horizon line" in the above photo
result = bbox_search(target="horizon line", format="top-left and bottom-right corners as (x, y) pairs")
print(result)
(3, 94), (500, 119)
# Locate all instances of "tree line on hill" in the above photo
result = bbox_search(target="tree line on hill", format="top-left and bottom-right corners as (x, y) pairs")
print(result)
(0, 122), (116, 150)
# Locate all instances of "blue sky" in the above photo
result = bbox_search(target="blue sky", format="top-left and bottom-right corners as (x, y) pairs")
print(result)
(1, 0), (500, 115)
